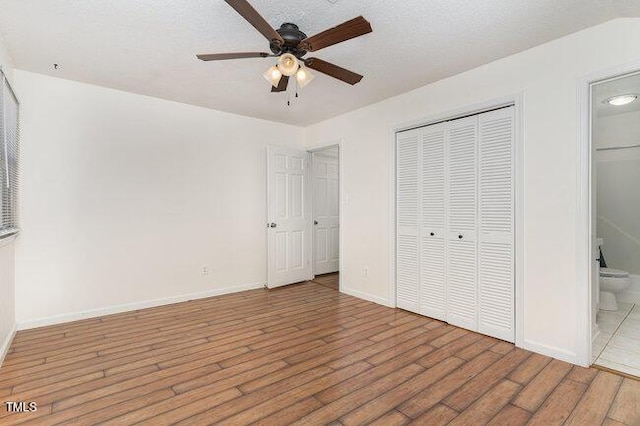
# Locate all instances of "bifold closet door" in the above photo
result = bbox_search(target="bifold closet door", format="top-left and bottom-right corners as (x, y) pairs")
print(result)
(420, 123), (447, 321)
(396, 128), (420, 313)
(477, 107), (515, 342)
(446, 116), (479, 332)
(395, 106), (515, 343)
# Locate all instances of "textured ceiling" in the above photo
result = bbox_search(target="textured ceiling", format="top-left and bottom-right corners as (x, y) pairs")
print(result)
(1, 0), (639, 126)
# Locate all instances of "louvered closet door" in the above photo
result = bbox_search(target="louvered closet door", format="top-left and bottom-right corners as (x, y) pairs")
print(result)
(396, 128), (420, 313)
(420, 123), (447, 321)
(446, 116), (479, 332)
(478, 107), (515, 342)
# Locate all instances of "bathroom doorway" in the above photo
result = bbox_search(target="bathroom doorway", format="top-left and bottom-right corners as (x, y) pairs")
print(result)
(590, 71), (640, 377)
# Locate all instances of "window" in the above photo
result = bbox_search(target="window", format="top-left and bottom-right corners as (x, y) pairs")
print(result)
(0, 69), (19, 238)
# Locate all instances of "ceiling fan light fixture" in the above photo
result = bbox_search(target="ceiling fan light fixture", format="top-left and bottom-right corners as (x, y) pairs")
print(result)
(604, 94), (638, 106)
(263, 65), (282, 88)
(277, 53), (299, 77)
(295, 66), (314, 89)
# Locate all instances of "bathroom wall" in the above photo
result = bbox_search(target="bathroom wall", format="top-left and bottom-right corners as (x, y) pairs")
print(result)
(595, 111), (640, 275)
(595, 110), (640, 303)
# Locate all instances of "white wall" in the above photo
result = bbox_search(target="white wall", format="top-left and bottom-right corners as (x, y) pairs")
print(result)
(14, 70), (304, 327)
(0, 35), (16, 365)
(593, 110), (640, 150)
(304, 18), (640, 365)
(595, 112), (640, 275)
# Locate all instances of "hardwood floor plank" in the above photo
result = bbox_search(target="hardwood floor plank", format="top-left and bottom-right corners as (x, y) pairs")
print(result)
(415, 332), (481, 368)
(252, 397), (324, 426)
(4, 365), (159, 411)
(565, 371), (623, 426)
(340, 356), (464, 425)
(511, 358), (573, 412)
(448, 379), (521, 425)
(508, 352), (552, 385)
(603, 418), (628, 426)
(408, 404), (458, 426)
(314, 344), (435, 404)
(486, 404), (531, 426)
(398, 351), (502, 418)
(100, 387), (242, 425)
(290, 364), (425, 425)
(368, 410), (411, 426)
(527, 378), (588, 426)
(50, 362), (221, 412)
(441, 348), (529, 412)
(566, 365), (599, 384)
(172, 362), (372, 426)
(607, 378), (640, 426)
(27, 389), (175, 425)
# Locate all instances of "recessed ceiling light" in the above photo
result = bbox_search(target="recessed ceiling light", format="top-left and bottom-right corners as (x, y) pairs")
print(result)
(604, 94), (638, 106)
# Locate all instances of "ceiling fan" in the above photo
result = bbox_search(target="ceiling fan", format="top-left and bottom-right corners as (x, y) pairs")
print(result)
(197, 0), (372, 92)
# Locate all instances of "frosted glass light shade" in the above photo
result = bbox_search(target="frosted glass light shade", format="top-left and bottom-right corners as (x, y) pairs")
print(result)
(295, 66), (314, 89)
(604, 94), (637, 106)
(277, 53), (299, 77)
(263, 65), (282, 88)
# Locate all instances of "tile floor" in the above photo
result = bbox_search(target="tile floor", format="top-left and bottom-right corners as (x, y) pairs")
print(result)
(593, 302), (640, 377)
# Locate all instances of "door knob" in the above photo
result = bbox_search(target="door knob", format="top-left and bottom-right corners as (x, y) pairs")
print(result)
(314, 220), (318, 225)
(269, 223), (277, 228)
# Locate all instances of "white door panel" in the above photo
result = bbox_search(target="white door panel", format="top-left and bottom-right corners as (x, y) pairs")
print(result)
(267, 146), (312, 288)
(420, 123), (447, 320)
(396, 129), (420, 313)
(446, 116), (479, 332)
(313, 152), (340, 275)
(477, 107), (515, 341)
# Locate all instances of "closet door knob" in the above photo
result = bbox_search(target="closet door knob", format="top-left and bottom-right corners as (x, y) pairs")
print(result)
(458, 234), (463, 239)
(430, 232), (435, 236)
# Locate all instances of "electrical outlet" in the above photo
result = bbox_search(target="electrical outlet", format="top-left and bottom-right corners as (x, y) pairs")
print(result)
(201, 266), (210, 275)
(363, 267), (369, 277)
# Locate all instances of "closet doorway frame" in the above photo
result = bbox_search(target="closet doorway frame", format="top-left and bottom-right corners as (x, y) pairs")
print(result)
(388, 94), (525, 348)
(577, 60), (640, 367)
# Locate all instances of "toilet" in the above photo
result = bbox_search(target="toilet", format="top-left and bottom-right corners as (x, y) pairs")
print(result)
(600, 268), (631, 311)
(597, 238), (631, 311)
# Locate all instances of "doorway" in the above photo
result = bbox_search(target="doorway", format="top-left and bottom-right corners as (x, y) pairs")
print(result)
(589, 71), (640, 377)
(310, 145), (340, 291)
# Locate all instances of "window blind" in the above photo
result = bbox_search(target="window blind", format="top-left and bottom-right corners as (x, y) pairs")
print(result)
(0, 69), (19, 238)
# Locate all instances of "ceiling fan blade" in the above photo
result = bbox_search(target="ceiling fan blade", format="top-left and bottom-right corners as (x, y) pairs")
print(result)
(299, 16), (372, 52)
(197, 52), (271, 61)
(271, 75), (289, 92)
(304, 58), (363, 85)
(224, 0), (284, 46)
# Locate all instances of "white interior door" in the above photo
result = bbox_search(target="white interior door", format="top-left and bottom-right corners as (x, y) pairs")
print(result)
(313, 151), (340, 275)
(267, 146), (312, 288)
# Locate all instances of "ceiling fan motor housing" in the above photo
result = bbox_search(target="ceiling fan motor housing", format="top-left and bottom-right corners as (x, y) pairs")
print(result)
(271, 23), (308, 58)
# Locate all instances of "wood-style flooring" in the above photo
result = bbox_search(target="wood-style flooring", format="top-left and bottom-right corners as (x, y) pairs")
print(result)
(311, 272), (339, 291)
(0, 281), (638, 425)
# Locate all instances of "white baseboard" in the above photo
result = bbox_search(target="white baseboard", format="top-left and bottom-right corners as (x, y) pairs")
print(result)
(17, 282), (266, 330)
(523, 339), (582, 366)
(0, 323), (17, 367)
(340, 286), (394, 308)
